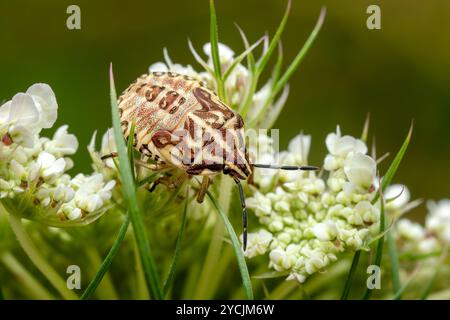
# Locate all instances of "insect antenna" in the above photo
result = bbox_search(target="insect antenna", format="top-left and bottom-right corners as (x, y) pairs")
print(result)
(253, 164), (320, 171)
(234, 178), (248, 252)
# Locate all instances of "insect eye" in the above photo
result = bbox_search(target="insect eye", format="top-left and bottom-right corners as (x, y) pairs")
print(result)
(223, 166), (231, 175)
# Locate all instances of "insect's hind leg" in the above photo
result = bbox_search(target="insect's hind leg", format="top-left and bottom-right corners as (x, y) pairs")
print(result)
(196, 176), (210, 203)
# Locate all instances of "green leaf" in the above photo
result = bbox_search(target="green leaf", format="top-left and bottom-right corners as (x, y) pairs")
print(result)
(236, 25), (258, 116)
(188, 39), (214, 76)
(372, 123), (413, 204)
(163, 186), (189, 297)
(387, 231), (401, 297)
(256, 0), (291, 75)
(248, 6), (326, 127)
(340, 250), (361, 300)
(361, 113), (370, 143)
(273, 6), (326, 96)
(109, 64), (163, 300)
(205, 188), (254, 300)
(81, 214), (130, 300)
(223, 36), (265, 82)
(362, 192), (385, 300)
(209, 0), (225, 100)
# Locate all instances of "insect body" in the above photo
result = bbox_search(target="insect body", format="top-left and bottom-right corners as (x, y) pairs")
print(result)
(118, 71), (251, 180)
(114, 71), (318, 250)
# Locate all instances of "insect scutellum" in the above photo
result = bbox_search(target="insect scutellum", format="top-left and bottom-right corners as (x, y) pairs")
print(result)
(108, 71), (319, 251)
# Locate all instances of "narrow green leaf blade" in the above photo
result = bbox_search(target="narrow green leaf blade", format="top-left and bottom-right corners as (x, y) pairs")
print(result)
(206, 189), (254, 300)
(372, 123), (413, 204)
(209, 0), (225, 100)
(273, 6), (326, 96)
(109, 64), (162, 300)
(163, 187), (189, 297)
(256, 0), (291, 74)
(81, 214), (130, 300)
(340, 250), (361, 300)
(363, 193), (385, 300)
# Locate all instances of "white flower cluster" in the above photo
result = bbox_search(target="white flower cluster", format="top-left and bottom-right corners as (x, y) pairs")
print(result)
(0, 84), (115, 225)
(391, 187), (450, 254)
(244, 126), (379, 283)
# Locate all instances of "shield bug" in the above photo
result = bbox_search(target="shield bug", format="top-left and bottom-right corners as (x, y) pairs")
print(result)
(104, 71), (318, 250)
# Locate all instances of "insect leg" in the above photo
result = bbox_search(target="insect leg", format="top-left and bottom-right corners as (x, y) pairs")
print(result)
(100, 152), (118, 160)
(196, 176), (210, 203)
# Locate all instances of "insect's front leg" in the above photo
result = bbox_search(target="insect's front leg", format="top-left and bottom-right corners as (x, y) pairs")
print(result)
(196, 176), (210, 203)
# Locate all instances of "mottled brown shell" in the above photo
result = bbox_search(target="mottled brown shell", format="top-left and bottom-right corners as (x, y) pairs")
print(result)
(118, 72), (251, 179)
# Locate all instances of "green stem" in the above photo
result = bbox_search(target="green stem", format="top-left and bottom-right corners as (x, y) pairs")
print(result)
(209, 0), (225, 101)
(387, 231), (401, 296)
(132, 231), (150, 300)
(206, 185), (254, 300)
(8, 214), (78, 300)
(81, 214), (130, 300)
(363, 197), (386, 300)
(340, 250), (361, 300)
(110, 66), (162, 299)
(1, 252), (54, 299)
(194, 177), (231, 299)
(162, 189), (189, 297)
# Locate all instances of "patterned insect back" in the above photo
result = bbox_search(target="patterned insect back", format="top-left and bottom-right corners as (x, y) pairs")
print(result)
(118, 72), (251, 179)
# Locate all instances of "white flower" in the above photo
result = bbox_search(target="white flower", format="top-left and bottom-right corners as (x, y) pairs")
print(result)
(385, 184), (410, 211)
(287, 134), (311, 165)
(203, 42), (235, 65)
(324, 126), (367, 171)
(311, 221), (337, 241)
(26, 83), (58, 129)
(343, 153), (376, 194)
(396, 219), (425, 241)
(44, 125), (79, 157)
(246, 191), (272, 217)
(426, 200), (450, 243)
(243, 229), (273, 258)
(36, 151), (66, 181)
(0, 93), (39, 147)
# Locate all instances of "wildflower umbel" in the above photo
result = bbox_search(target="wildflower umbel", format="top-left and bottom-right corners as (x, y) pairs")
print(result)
(244, 127), (379, 283)
(0, 84), (115, 226)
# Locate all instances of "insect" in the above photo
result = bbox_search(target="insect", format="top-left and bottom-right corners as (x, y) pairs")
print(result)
(104, 71), (318, 250)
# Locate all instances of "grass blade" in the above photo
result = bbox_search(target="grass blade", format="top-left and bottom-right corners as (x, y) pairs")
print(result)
(236, 25), (258, 116)
(340, 250), (361, 300)
(387, 231), (401, 297)
(81, 214), (130, 300)
(109, 64), (163, 300)
(256, 0), (291, 74)
(362, 193), (386, 300)
(205, 188), (254, 300)
(273, 6), (326, 96)
(223, 36), (265, 82)
(372, 123), (413, 203)
(209, 0), (225, 100)
(163, 186), (189, 297)
(187, 39), (214, 75)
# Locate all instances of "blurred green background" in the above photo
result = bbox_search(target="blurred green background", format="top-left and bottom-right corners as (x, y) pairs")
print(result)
(1, 0), (449, 219)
